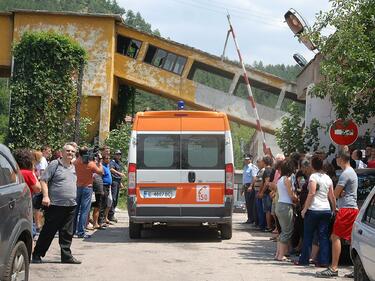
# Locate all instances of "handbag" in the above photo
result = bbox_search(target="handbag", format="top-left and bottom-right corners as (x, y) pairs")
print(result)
(32, 193), (43, 209)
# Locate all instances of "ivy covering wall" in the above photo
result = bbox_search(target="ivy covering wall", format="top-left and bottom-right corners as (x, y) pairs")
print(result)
(8, 31), (87, 149)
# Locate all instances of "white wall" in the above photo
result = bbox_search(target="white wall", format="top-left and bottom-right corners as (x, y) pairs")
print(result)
(305, 88), (375, 154)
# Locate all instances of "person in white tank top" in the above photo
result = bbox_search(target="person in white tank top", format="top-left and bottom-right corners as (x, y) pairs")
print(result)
(275, 160), (297, 261)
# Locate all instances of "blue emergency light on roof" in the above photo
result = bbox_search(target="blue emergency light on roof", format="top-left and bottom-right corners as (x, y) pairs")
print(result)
(177, 100), (185, 110)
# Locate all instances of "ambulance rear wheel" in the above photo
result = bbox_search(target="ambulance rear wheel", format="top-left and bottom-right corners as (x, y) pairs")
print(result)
(129, 222), (142, 239)
(220, 223), (232, 240)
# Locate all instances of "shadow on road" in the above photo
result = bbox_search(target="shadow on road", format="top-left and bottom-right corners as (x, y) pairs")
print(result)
(84, 225), (223, 244)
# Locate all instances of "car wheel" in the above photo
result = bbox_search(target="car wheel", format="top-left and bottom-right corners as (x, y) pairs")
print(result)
(220, 222), (232, 240)
(129, 222), (142, 239)
(354, 254), (369, 281)
(2, 241), (29, 281)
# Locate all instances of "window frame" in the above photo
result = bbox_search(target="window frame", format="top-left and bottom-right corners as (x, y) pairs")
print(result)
(116, 34), (142, 59)
(137, 134), (180, 170)
(0, 151), (19, 187)
(144, 44), (187, 75)
(362, 193), (375, 228)
(181, 134), (225, 170)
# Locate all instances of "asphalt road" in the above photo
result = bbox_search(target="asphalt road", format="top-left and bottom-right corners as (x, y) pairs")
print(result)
(30, 211), (352, 281)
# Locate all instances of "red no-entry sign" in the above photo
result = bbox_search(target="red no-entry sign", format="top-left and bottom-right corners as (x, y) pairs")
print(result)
(329, 119), (359, 146)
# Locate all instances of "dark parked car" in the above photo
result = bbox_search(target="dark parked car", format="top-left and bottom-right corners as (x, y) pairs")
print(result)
(0, 144), (33, 281)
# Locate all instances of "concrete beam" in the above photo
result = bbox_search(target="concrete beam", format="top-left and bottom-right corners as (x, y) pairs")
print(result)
(194, 83), (285, 134)
(275, 87), (286, 110)
(228, 72), (241, 95)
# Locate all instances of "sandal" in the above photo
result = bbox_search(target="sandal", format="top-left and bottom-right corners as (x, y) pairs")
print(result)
(276, 257), (290, 262)
(316, 267), (338, 278)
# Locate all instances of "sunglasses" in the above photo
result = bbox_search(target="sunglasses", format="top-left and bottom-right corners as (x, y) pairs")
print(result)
(65, 149), (76, 153)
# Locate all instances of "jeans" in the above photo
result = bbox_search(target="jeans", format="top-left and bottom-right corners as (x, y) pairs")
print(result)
(109, 180), (120, 219)
(33, 205), (76, 260)
(244, 188), (255, 222)
(74, 186), (93, 236)
(299, 209), (332, 265)
(256, 197), (266, 230)
(262, 194), (272, 213)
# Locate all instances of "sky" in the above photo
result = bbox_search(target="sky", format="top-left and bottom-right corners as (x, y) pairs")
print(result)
(117, 0), (331, 66)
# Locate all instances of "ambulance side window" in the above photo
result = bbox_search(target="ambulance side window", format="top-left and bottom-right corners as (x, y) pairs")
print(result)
(137, 135), (180, 169)
(181, 135), (225, 169)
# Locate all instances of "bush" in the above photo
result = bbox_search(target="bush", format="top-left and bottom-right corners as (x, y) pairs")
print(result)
(8, 31), (86, 149)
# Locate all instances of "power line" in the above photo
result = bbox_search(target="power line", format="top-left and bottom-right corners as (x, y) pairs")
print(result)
(188, 0), (279, 21)
(169, 0), (286, 29)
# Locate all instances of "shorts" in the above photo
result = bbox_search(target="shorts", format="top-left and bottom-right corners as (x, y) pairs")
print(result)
(262, 194), (272, 212)
(332, 208), (359, 241)
(92, 193), (105, 208)
(275, 202), (294, 243)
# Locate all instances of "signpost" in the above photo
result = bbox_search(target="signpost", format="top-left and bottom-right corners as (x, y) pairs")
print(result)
(329, 119), (359, 146)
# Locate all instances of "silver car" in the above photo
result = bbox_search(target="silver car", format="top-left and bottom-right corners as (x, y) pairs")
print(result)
(0, 144), (33, 281)
(351, 185), (375, 281)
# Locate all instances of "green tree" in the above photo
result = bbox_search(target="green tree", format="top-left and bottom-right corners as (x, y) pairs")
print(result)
(8, 31), (87, 149)
(0, 0), (125, 15)
(0, 79), (9, 143)
(308, 0), (375, 124)
(275, 102), (304, 155)
(104, 122), (132, 156)
(123, 10), (161, 36)
(231, 122), (255, 169)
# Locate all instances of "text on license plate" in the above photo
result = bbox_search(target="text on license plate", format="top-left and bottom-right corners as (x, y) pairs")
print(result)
(142, 190), (175, 198)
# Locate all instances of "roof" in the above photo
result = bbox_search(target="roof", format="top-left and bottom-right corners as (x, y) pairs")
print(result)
(136, 110), (227, 118)
(11, 9), (123, 21)
(118, 21), (297, 87)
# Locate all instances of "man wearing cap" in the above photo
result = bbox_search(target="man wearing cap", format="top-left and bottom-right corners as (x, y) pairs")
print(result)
(242, 153), (258, 224)
(108, 150), (125, 222)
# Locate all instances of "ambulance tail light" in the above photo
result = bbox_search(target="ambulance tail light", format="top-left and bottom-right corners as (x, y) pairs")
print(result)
(225, 163), (234, 195)
(128, 163), (136, 196)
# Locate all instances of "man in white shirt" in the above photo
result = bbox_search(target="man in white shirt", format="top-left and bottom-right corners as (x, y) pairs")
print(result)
(36, 145), (51, 175)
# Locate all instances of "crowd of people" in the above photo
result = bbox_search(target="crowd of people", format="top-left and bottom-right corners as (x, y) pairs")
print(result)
(242, 144), (375, 278)
(12, 142), (125, 264)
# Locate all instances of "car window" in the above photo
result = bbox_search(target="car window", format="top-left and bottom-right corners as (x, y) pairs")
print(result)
(358, 173), (375, 201)
(363, 193), (375, 228)
(137, 134), (180, 169)
(0, 154), (17, 186)
(181, 135), (225, 170)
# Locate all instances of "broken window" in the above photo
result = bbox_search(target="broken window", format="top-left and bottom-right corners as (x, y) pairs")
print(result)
(153, 49), (168, 67)
(173, 56), (187, 75)
(116, 35), (142, 59)
(144, 45), (187, 75)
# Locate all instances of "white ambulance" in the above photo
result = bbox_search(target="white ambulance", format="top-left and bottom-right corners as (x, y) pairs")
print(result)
(127, 109), (234, 239)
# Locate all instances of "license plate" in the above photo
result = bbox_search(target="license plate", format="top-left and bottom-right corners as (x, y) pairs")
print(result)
(141, 189), (176, 199)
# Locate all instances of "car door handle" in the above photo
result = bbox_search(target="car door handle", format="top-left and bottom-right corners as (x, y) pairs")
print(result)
(358, 229), (363, 235)
(8, 199), (16, 209)
(188, 171), (196, 183)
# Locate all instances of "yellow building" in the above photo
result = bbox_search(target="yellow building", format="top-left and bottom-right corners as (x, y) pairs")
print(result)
(0, 10), (301, 146)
